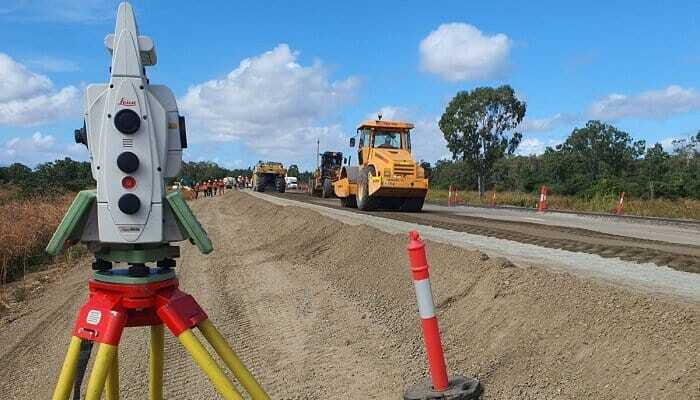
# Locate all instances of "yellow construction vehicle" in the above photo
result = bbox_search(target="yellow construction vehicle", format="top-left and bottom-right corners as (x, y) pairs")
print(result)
(334, 116), (428, 211)
(311, 151), (343, 198)
(251, 161), (287, 193)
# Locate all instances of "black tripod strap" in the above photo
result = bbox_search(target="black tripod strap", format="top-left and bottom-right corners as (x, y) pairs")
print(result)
(73, 340), (94, 400)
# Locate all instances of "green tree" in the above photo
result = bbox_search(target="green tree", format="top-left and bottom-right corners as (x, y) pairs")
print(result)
(287, 164), (300, 177)
(419, 160), (432, 181)
(641, 143), (669, 199)
(492, 155), (544, 192)
(21, 158), (94, 197)
(1, 163), (32, 183)
(429, 159), (476, 190)
(551, 121), (645, 195)
(667, 132), (700, 198)
(179, 161), (229, 184)
(672, 131), (700, 165)
(439, 85), (526, 195)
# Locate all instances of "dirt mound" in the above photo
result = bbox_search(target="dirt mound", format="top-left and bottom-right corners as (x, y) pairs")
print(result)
(0, 190), (697, 399)
(230, 191), (700, 399)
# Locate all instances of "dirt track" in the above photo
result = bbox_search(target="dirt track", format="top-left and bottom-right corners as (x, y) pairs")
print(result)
(1, 190), (699, 399)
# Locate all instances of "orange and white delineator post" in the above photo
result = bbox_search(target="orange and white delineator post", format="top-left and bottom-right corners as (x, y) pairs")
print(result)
(448, 185), (454, 207)
(614, 192), (625, 215)
(404, 231), (481, 400)
(407, 231), (449, 391)
(537, 185), (548, 212)
(490, 191), (496, 208)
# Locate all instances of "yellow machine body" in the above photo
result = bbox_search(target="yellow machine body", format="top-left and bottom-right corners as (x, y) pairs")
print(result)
(251, 161), (287, 193)
(334, 118), (428, 211)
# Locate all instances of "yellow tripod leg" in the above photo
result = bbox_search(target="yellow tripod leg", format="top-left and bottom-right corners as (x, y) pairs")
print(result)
(105, 347), (119, 400)
(177, 329), (244, 400)
(84, 343), (117, 400)
(198, 319), (271, 400)
(52, 336), (83, 400)
(149, 325), (165, 400)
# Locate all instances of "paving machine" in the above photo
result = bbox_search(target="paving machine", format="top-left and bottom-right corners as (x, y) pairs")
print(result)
(334, 116), (428, 211)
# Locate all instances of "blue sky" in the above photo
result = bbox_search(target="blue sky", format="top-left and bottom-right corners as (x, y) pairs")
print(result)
(1, 0), (699, 170)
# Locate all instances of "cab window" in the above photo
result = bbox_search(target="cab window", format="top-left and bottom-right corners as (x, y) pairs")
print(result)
(373, 130), (401, 149)
(403, 130), (411, 151)
(358, 128), (370, 148)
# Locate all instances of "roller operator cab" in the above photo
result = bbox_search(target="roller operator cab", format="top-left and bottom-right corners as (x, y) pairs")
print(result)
(334, 117), (428, 212)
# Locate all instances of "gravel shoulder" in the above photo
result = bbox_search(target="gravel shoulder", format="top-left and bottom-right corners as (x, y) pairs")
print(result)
(261, 191), (700, 304)
(424, 203), (700, 246)
(0, 190), (698, 399)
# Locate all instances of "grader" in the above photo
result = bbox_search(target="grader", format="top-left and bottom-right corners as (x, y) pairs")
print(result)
(333, 117), (428, 211)
(251, 161), (287, 193)
(310, 151), (343, 198)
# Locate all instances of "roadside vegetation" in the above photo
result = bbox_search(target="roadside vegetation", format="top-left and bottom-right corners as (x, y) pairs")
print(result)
(0, 189), (76, 284)
(0, 159), (95, 295)
(0, 159), (248, 291)
(421, 86), (700, 219)
(427, 189), (700, 220)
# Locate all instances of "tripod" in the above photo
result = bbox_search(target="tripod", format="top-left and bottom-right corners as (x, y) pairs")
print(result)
(52, 268), (270, 400)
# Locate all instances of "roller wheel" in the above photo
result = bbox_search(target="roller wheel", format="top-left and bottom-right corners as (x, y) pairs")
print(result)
(340, 195), (357, 208)
(400, 197), (425, 212)
(255, 177), (265, 192)
(276, 177), (286, 193)
(356, 167), (376, 211)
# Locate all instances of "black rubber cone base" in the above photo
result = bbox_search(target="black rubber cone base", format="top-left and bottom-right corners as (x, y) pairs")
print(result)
(404, 376), (481, 400)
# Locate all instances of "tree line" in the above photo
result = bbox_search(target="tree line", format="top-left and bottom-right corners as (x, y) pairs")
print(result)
(427, 85), (699, 200)
(0, 159), (252, 199)
(2, 84), (698, 201)
(0, 158), (94, 198)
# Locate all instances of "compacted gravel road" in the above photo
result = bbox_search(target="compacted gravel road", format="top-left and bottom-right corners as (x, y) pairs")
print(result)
(0, 191), (698, 399)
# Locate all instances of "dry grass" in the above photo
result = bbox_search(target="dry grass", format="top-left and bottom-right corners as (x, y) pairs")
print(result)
(427, 189), (700, 220)
(0, 192), (74, 284)
(0, 185), (19, 205)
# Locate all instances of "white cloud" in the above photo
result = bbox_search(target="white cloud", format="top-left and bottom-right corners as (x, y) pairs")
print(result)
(1, 132), (86, 166)
(658, 137), (678, 150)
(419, 23), (512, 82)
(180, 44), (358, 165)
(589, 85), (700, 120)
(522, 113), (578, 133)
(412, 117), (451, 162)
(24, 56), (80, 72)
(0, 53), (80, 126)
(517, 137), (562, 156)
(0, 53), (52, 103)
(0, 0), (117, 23)
(365, 106), (405, 121)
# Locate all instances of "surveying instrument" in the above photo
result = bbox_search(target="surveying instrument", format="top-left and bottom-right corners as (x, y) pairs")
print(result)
(46, 3), (270, 399)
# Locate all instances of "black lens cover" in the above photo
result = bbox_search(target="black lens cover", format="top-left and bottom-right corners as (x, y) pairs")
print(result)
(114, 109), (141, 134)
(117, 151), (139, 173)
(118, 193), (141, 214)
